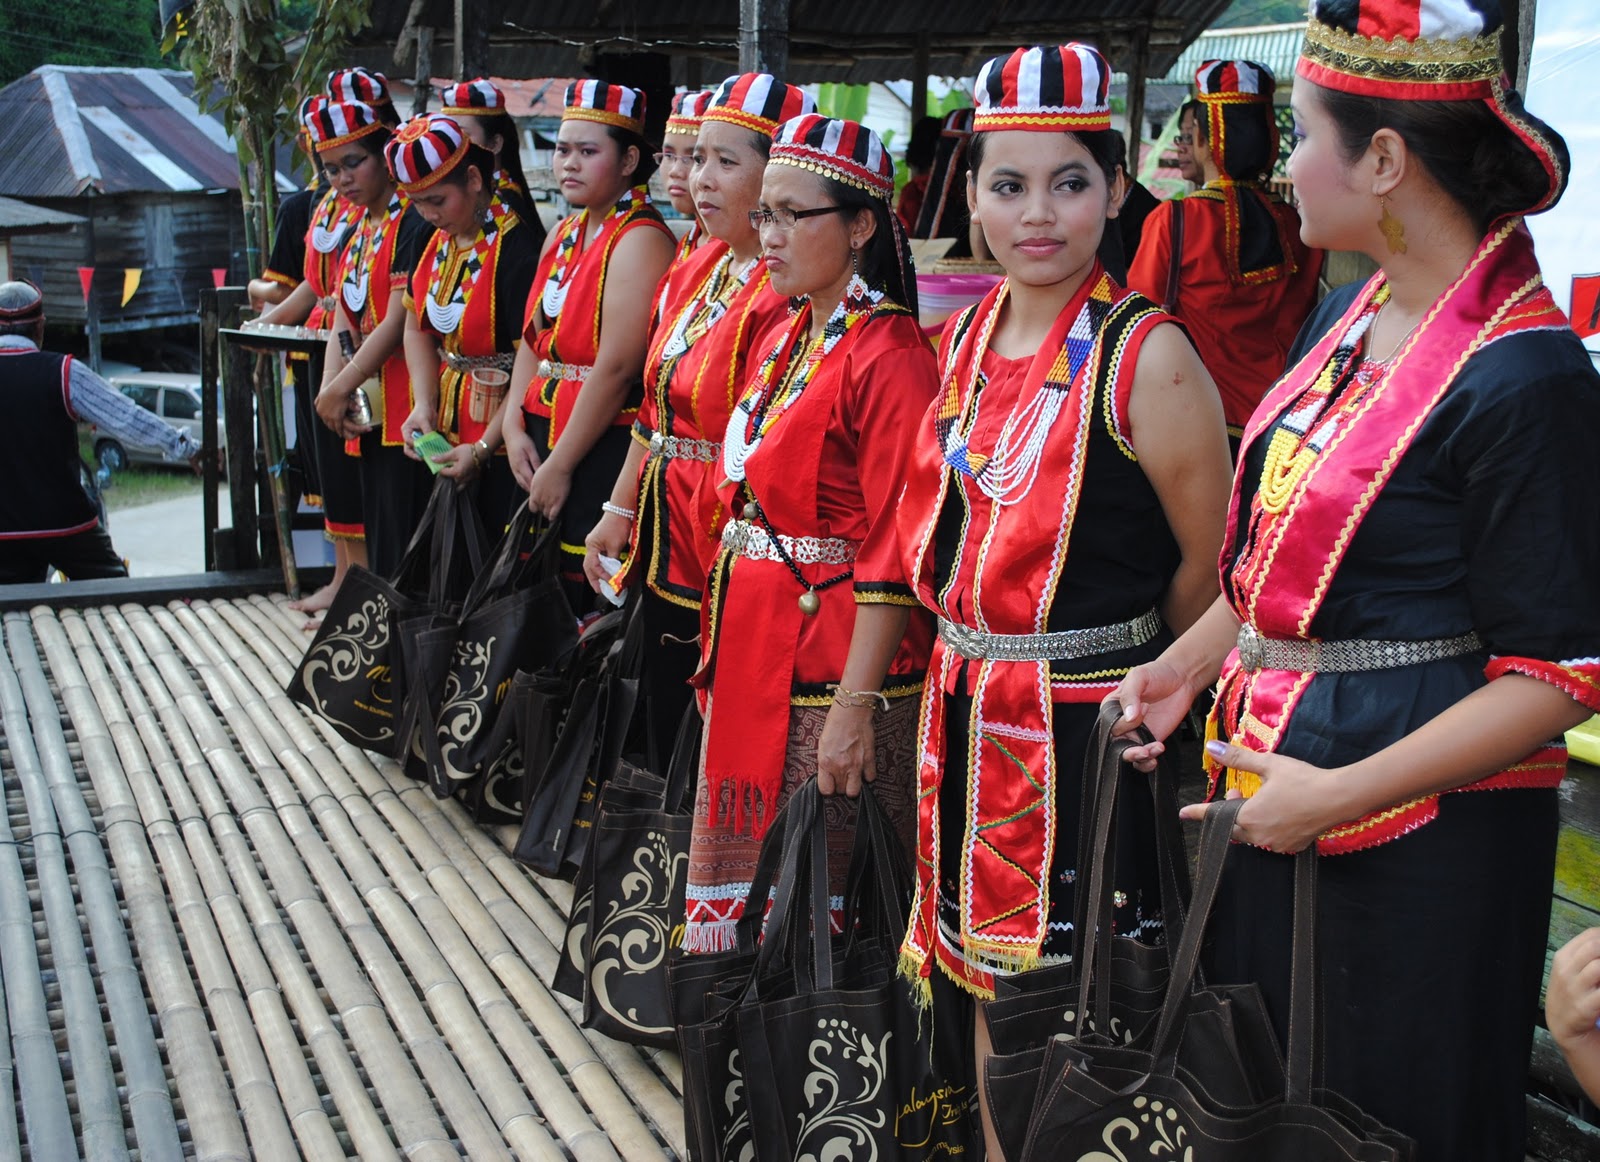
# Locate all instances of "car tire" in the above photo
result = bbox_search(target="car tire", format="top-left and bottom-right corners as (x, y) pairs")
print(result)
(96, 439), (128, 473)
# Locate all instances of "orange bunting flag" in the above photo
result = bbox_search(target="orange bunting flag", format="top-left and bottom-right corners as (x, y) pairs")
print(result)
(121, 268), (142, 307)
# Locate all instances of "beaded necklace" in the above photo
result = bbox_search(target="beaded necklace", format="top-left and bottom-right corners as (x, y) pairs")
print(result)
(1254, 288), (1389, 515)
(659, 252), (759, 365)
(310, 189), (354, 254)
(722, 288), (877, 484)
(540, 186), (647, 321)
(423, 197), (511, 335)
(341, 192), (404, 319)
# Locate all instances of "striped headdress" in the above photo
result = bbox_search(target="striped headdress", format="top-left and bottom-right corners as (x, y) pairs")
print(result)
(307, 101), (386, 152)
(563, 79), (646, 135)
(665, 89), (715, 136)
(972, 44), (1113, 133)
(1299, 0), (1567, 215)
(440, 79), (505, 117)
(770, 114), (895, 200)
(385, 115), (471, 192)
(703, 73), (816, 137)
(327, 67), (390, 107)
(1196, 59), (1275, 105)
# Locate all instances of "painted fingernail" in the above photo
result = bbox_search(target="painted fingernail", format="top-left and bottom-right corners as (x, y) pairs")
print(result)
(1204, 740), (1228, 759)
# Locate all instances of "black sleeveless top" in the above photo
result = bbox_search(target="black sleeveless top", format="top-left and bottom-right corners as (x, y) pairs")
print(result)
(0, 349), (99, 538)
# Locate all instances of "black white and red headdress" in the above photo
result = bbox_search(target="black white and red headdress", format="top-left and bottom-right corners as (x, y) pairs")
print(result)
(307, 101), (386, 153)
(439, 79), (505, 118)
(703, 73), (816, 137)
(665, 89), (715, 136)
(326, 67), (390, 107)
(562, 79), (646, 135)
(770, 114), (895, 200)
(384, 115), (470, 192)
(972, 44), (1113, 134)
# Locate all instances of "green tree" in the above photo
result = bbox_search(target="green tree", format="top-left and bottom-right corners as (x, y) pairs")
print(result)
(0, 0), (164, 87)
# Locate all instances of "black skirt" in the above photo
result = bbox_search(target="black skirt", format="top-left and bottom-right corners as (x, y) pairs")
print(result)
(1204, 786), (1558, 1162)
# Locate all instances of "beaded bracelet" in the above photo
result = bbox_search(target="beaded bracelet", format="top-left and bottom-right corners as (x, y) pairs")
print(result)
(829, 684), (889, 711)
(601, 501), (637, 521)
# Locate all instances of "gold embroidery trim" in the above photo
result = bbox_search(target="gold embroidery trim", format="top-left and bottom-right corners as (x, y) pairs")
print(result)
(1301, 19), (1502, 86)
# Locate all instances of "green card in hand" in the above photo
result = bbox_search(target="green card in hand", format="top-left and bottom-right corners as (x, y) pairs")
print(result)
(411, 430), (456, 474)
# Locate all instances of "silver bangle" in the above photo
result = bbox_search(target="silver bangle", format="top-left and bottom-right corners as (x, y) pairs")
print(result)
(601, 501), (636, 522)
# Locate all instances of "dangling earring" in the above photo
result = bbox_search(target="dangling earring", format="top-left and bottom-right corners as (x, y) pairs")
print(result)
(1378, 195), (1407, 255)
(845, 246), (871, 312)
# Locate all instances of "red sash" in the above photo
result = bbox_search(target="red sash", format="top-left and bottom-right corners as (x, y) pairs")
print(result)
(413, 199), (521, 444)
(896, 268), (1166, 989)
(304, 188), (356, 333)
(1210, 222), (1570, 852)
(627, 245), (783, 606)
(339, 193), (414, 445)
(520, 187), (669, 449)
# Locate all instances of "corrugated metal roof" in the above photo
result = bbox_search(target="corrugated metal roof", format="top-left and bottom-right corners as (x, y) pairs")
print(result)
(0, 194), (83, 233)
(1154, 22), (1305, 87)
(346, 0), (1235, 86)
(0, 66), (293, 199)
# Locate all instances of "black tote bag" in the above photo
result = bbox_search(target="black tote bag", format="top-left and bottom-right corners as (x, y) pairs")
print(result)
(288, 478), (478, 751)
(1015, 797), (1416, 1162)
(725, 782), (977, 1162)
(575, 706), (700, 1045)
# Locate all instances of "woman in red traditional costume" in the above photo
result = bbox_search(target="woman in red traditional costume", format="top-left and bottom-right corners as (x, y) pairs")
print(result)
(1127, 60), (1325, 450)
(312, 98), (435, 579)
(658, 89), (714, 267)
(680, 113), (937, 953)
(253, 95), (368, 615)
(1115, 2), (1600, 1157)
(583, 73), (811, 764)
(893, 43), (1233, 1152)
(502, 80), (674, 610)
(389, 114), (540, 530)
(437, 79), (547, 256)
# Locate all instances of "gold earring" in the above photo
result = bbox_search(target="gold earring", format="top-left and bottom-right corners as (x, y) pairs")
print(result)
(1378, 195), (1407, 255)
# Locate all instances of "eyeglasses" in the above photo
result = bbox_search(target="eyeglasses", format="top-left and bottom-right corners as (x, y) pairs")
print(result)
(748, 204), (852, 231)
(1170, 134), (1193, 147)
(652, 151), (694, 170)
(321, 153), (375, 180)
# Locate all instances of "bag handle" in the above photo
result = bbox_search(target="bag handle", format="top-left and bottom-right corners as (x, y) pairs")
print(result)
(457, 500), (559, 618)
(1286, 845), (1317, 1102)
(732, 782), (818, 956)
(422, 479), (490, 606)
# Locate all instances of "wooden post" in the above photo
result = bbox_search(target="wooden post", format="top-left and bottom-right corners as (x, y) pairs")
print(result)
(463, 0), (491, 81)
(911, 34), (930, 120)
(1514, 0), (1538, 91)
(1125, 29), (1150, 159)
(412, 27), (435, 118)
(199, 287), (221, 570)
(454, 0), (466, 80)
(739, 0), (790, 76)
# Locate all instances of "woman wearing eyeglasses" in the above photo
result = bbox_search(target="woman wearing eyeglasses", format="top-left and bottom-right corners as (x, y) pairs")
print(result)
(681, 114), (937, 952)
(583, 74), (809, 762)
(312, 98), (436, 579)
(502, 80), (674, 610)
(657, 89), (714, 266)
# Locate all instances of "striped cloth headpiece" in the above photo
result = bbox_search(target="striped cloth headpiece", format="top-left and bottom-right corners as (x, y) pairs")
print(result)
(440, 79), (505, 117)
(770, 114), (895, 199)
(665, 89), (714, 135)
(1196, 59), (1276, 104)
(563, 79), (646, 135)
(385, 115), (471, 192)
(703, 73), (816, 137)
(940, 107), (974, 138)
(308, 101), (386, 152)
(1299, 0), (1566, 215)
(972, 44), (1113, 133)
(327, 67), (390, 106)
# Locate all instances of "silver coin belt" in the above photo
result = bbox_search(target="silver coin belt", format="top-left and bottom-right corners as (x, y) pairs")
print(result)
(536, 359), (592, 382)
(648, 432), (721, 463)
(721, 520), (859, 566)
(1234, 623), (1483, 674)
(937, 608), (1162, 663)
(318, 294), (339, 311)
(443, 351), (516, 372)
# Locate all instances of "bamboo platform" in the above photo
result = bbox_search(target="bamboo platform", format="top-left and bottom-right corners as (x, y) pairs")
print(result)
(0, 595), (686, 1161)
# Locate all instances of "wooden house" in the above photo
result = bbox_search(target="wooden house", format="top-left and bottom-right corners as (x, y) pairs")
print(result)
(0, 65), (294, 369)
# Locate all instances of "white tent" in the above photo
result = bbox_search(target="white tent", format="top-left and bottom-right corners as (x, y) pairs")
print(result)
(1524, 0), (1600, 324)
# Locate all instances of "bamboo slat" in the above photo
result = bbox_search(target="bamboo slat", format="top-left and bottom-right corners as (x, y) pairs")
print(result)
(1, 591), (695, 1160)
(7, 614), (184, 1162)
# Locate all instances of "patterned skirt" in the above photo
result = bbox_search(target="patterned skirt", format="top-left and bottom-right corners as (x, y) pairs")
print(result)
(683, 692), (920, 953)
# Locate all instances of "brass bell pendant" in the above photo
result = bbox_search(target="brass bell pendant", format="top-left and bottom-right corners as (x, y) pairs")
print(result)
(798, 589), (821, 616)
(743, 501), (759, 520)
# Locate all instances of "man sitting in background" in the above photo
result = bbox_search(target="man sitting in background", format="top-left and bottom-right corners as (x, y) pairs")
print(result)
(0, 280), (199, 583)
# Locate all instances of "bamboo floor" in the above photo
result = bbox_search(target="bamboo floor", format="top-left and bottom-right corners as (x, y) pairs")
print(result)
(0, 594), (687, 1161)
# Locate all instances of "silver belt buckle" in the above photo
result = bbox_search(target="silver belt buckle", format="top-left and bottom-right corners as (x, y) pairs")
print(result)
(649, 432), (665, 456)
(536, 359), (554, 378)
(941, 621), (984, 661)
(721, 519), (748, 555)
(1237, 623), (1267, 673)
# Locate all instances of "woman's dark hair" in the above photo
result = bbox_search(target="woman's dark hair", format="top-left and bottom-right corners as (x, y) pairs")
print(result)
(1180, 99), (1206, 143)
(1315, 84), (1560, 236)
(475, 111), (534, 211)
(748, 130), (773, 160)
(603, 125), (659, 185)
(354, 127), (394, 158)
(374, 99), (402, 129)
(439, 143), (499, 196)
(967, 129), (1121, 189)
(819, 175), (918, 315)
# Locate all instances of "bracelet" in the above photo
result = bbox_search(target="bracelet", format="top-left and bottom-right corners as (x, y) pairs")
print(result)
(829, 684), (889, 711)
(472, 438), (491, 465)
(601, 501), (636, 522)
